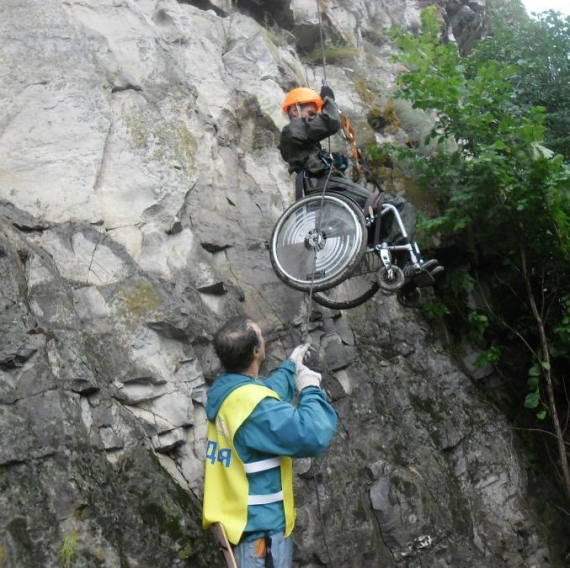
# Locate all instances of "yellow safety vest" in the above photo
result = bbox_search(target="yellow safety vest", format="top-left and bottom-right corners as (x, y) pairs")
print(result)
(202, 384), (295, 545)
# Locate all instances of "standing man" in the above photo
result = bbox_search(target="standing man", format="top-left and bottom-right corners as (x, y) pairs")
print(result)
(203, 315), (337, 568)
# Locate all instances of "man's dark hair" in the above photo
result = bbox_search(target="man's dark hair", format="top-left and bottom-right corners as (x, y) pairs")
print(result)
(213, 315), (261, 373)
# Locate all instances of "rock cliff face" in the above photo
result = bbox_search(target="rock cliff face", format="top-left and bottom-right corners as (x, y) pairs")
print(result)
(0, 0), (568, 567)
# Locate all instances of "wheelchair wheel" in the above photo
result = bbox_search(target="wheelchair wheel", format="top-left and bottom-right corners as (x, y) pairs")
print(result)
(270, 194), (367, 292)
(377, 265), (405, 291)
(312, 249), (380, 310)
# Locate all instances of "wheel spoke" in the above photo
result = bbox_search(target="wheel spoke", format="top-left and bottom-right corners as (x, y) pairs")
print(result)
(270, 194), (367, 291)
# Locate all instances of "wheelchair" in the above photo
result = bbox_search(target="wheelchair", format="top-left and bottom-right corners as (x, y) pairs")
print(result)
(269, 176), (427, 309)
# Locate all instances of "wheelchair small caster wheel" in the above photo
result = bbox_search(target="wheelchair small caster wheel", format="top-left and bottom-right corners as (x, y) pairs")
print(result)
(377, 266), (405, 292)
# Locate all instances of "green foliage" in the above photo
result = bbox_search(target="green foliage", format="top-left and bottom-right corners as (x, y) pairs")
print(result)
(524, 364), (549, 420)
(552, 295), (570, 355)
(525, 364), (541, 409)
(471, 9), (570, 159)
(59, 531), (78, 568)
(418, 265), (476, 340)
(178, 543), (195, 560)
(474, 345), (501, 368)
(364, 144), (394, 167)
(467, 311), (489, 344)
(419, 297), (450, 320)
(389, 7), (570, 431)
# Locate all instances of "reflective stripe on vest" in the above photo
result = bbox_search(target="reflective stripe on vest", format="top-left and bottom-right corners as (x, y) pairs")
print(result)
(202, 384), (295, 545)
(248, 491), (284, 505)
(243, 457), (281, 474)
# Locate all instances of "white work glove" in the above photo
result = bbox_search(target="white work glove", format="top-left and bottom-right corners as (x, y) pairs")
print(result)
(288, 343), (311, 372)
(295, 365), (322, 392)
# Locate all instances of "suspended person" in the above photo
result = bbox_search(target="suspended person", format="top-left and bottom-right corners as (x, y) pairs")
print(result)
(278, 85), (443, 287)
(202, 315), (337, 568)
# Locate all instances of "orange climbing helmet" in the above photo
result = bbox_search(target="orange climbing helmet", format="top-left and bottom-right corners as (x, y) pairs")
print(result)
(282, 87), (323, 114)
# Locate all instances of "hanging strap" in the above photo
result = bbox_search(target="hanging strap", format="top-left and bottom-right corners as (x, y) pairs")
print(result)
(295, 170), (305, 201)
(340, 113), (363, 181)
(371, 193), (385, 247)
(265, 535), (275, 568)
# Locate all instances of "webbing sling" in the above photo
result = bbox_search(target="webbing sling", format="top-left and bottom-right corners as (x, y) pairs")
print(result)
(295, 170), (305, 201)
(365, 191), (384, 248)
(265, 535), (275, 568)
(340, 113), (363, 181)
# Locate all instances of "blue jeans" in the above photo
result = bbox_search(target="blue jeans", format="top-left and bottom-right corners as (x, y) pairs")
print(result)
(234, 532), (293, 568)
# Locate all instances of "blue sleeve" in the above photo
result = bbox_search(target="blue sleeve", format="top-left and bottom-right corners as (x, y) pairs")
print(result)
(263, 360), (296, 403)
(234, 386), (338, 461)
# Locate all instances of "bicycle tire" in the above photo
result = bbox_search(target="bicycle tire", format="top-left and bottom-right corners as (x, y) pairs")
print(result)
(270, 193), (367, 292)
(312, 249), (380, 309)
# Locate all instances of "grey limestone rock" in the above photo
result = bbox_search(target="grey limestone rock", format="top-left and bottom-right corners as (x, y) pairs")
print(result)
(0, 0), (568, 567)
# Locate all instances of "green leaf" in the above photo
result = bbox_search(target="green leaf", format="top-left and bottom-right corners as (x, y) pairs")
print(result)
(528, 365), (541, 377)
(524, 391), (540, 409)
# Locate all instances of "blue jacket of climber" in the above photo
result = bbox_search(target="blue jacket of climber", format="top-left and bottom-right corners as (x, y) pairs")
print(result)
(202, 315), (337, 563)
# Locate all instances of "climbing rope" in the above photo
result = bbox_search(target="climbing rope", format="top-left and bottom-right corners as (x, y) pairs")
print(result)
(316, 0), (328, 86)
(299, 0), (334, 343)
(294, 6), (337, 568)
(300, 164), (333, 342)
(299, 0), (335, 343)
(301, 171), (335, 568)
(302, 0), (374, 342)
